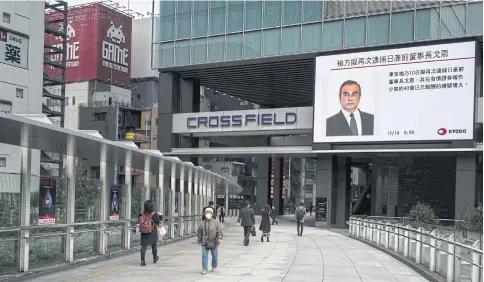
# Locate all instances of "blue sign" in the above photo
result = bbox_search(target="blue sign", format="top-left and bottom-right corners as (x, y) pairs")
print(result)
(187, 112), (297, 129)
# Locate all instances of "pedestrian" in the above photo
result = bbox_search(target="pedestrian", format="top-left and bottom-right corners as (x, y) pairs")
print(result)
(259, 204), (271, 242)
(138, 200), (162, 266)
(237, 200), (255, 246)
(309, 204), (313, 216)
(295, 201), (307, 237)
(217, 205), (225, 223)
(197, 207), (223, 275)
(202, 200), (215, 220)
(271, 205), (279, 225)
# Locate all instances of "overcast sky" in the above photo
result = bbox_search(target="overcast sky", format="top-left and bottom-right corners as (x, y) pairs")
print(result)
(64, 0), (158, 18)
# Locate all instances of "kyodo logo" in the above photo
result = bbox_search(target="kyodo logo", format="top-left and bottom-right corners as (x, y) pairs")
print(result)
(437, 128), (467, 135)
(102, 21), (129, 67)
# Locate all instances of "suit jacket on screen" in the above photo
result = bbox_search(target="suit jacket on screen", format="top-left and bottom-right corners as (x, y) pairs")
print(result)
(325, 110), (374, 137)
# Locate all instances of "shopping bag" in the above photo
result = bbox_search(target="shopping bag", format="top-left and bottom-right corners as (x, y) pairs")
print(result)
(157, 225), (167, 241)
(251, 226), (257, 237)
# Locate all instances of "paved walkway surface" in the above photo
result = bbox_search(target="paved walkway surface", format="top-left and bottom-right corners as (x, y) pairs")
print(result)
(32, 217), (430, 282)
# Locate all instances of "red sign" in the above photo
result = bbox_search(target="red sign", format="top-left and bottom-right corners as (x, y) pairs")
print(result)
(45, 3), (132, 87)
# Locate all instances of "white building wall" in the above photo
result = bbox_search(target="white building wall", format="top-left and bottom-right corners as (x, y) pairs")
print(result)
(131, 17), (158, 79)
(0, 1), (45, 192)
(64, 82), (89, 130)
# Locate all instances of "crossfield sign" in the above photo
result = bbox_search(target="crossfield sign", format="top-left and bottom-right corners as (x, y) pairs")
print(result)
(187, 112), (297, 128)
(0, 29), (28, 69)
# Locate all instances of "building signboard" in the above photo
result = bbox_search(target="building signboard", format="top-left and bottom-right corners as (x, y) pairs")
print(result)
(45, 3), (132, 87)
(313, 41), (476, 143)
(0, 28), (28, 69)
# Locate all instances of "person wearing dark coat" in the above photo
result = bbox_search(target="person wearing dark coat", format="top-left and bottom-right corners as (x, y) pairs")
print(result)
(138, 200), (162, 266)
(259, 204), (272, 242)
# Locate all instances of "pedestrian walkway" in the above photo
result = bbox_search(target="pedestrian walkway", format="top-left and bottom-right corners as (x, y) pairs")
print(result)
(31, 218), (430, 282)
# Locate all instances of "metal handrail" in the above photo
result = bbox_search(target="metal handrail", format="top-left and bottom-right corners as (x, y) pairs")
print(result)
(349, 217), (483, 282)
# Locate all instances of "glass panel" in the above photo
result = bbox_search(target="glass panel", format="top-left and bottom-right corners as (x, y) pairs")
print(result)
(176, 1), (191, 39)
(440, 4), (466, 38)
(192, 38), (208, 64)
(245, 1), (262, 30)
(368, 1), (391, 15)
(322, 20), (343, 50)
(193, 1), (209, 37)
(209, 36), (225, 62)
(160, 1), (175, 41)
(415, 8), (439, 40)
(391, 1), (416, 11)
(264, 1), (282, 28)
(227, 1), (244, 33)
(302, 23), (321, 52)
(210, 0), (226, 35)
(282, 26), (301, 54)
(345, 0), (367, 17)
(245, 31), (261, 58)
(390, 11), (414, 43)
(345, 17), (366, 48)
(263, 28), (281, 56)
(302, 0), (322, 22)
(160, 42), (174, 67)
(283, 0), (302, 25)
(367, 14), (389, 45)
(324, 0), (345, 20)
(175, 40), (190, 66)
(467, 2), (484, 35)
(226, 33), (243, 60)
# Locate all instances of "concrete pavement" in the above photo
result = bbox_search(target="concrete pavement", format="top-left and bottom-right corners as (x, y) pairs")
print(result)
(30, 217), (430, 282)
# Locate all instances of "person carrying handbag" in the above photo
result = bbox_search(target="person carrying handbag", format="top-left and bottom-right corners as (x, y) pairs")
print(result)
(197, 207), (223, 275)
(138, 200), (162, 266)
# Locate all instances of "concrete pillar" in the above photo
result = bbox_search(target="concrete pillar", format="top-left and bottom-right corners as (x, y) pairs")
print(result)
(98, 144), (109, 254)
(19, 125), (31, 272)
(455, 155), (478, 218)
(64, 136), (75, 262)
(256, 157), (269, 212)
(179, 165), (185, 235)
(144, 156), (150, 201)
(123, 152), (132, 249)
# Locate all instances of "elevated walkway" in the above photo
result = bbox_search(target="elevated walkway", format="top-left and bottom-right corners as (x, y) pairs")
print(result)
(28, 218), (429, 282)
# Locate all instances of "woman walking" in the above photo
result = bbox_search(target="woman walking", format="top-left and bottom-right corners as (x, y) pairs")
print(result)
(138, 200), (162, 266)
(197, 207), (223, 274)
(259, 204), (271, 242)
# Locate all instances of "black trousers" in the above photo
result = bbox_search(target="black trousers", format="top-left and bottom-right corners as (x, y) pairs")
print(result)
(243, 226), (252, 243)
(219, 215), (224, 223)
(272, 216), (278, 225)
(297, 221), (304, 236)
(141, 244), (157, 260)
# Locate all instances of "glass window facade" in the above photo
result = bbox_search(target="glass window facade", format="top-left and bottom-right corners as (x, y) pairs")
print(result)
(153, 0), (483, 68)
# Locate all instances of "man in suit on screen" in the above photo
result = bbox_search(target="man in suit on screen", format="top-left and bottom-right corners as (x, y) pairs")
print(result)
(326, 80), (374, 136)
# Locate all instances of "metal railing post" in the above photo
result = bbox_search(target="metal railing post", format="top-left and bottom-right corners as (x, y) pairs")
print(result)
(430, 230), (437, 272)
(404, 225), (411, 257)
(416, 227), (422, 264)
(394, 224), (400, 252)
(356, 218), (360, 237)
(377, 223), (381, 245)
(471, 240), (481, 282)
(385, 222), (390, 249)
(369, 220), (374, 242)
(447, 234), (455, 282)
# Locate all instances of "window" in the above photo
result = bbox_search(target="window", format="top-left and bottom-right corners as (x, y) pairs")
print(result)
(193, 1), (209, 37)
(282, 26), (300, 54)
(3, 13), (10, 23)
(175, 40), (190, 65)
(345, 17), (366, 48)
(390, 11), (414, 43)
(210, 1), (226, 35)
(283, 1), (301, 26)
(263, 28), (281, 56)
(159, 43), (174, 67)
(440, 4), (466, 38)
(302, 23), (321, 52)
(227, 1), (244, 33)
(209, 36), (225, 62)
(176, 1), (191, 39)
(226, 33), (243, 60)
(245, 1), (262, 30)
(191, 38), (207, 64)
(322, 20), (343, 50)
(16, 88), (23, 98)
(263, 1), (282, 28)
(367, 14), (389, 45)
(160, 1), (175, 40)
(93, 112), (107, 121)
(245, 31), (261, 58)
(415, 8), (439, 40)
(467, 2), (483, 35)
(0, 157), (5, 167)
(303, 1), (322, 23)
(65, 97), (69, 106)
(72, 96), (75, 105)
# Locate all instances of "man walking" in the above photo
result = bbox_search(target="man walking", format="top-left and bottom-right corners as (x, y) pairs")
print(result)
(295, 202), (306, 237)
(237, 200), (255, 246)
(217, 205), (225, 223)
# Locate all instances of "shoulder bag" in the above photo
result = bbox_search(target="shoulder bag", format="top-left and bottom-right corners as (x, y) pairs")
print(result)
(204, 221), (217, 249)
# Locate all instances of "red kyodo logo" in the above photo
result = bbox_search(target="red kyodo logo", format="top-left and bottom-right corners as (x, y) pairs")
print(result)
(437, 128), (466, 135)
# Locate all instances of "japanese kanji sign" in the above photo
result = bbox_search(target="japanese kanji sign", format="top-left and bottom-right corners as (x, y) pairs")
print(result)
(0, 28), (28, 69)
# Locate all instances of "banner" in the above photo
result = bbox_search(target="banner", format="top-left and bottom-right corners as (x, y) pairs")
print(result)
(109, 185), (121, 220)
(313, 41), (476, 143)
(38, 178), (57, 225)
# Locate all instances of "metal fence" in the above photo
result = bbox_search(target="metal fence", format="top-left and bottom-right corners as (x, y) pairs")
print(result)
(349, 216), (483, 282)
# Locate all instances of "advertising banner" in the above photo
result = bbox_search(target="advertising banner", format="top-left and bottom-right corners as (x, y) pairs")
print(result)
(109, 185), (121, 220)
(313, 41), (476, 143)
(38, 178), (57, 225)
(45, 3), (132, 87)
(0, 28), (28, 69)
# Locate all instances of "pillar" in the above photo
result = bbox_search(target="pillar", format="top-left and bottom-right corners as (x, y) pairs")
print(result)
(170, 162), (176, 237)
(158, 159), (164, 215)
(256, 157), (269, 212)
(225, 181), (229, 217)
(144, 156), (150, 201)
(194, 169), (199, 216)
(98, 144), (109, 254)
(19, 125), (31, 272)
(123, 152), (132, 249)
(202, 171), (207, 208)
(179, 165), (185, 235)
(455, 155), (478, 218)
(187, 166), (192, 232)
(65, 136), (76, 262)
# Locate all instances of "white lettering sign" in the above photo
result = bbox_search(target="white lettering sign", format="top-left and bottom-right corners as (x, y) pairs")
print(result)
(101, 21), (129, 73)
(0, 29), (28, 69)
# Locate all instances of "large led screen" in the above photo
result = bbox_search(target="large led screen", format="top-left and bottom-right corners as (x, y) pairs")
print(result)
(313, 41), (476, 143)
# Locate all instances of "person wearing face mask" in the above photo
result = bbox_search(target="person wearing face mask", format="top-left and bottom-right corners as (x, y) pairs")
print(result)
(197, 207), (223, 275)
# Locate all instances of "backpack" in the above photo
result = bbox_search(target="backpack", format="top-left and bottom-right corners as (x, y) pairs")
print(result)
(139, 211), (155, 233)
(295, 208), (304, 221)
